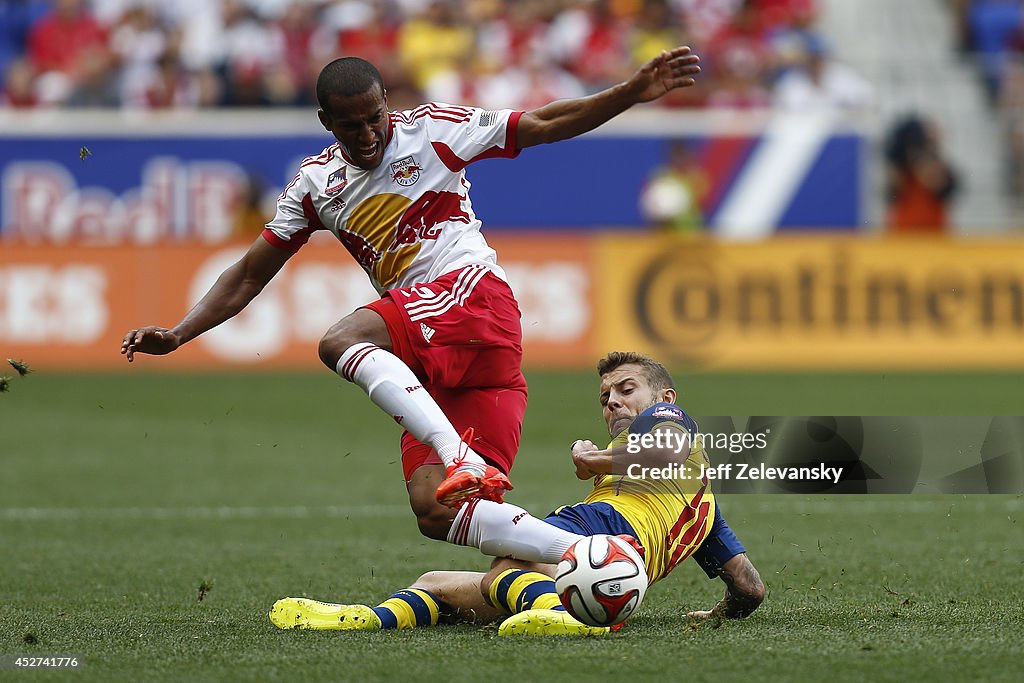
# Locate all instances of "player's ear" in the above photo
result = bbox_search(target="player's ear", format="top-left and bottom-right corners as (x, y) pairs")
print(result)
(661, 388), (677, 405)
(317, 109), (331, 131)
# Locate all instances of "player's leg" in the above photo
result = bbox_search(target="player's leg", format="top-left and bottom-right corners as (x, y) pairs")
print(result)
(412, 570), (505, 624)
(447, 499), (583, 561)
(318, 306), (498, 483)
(481, 558), (562, 614)
(269, 571), (500, 631)
(406, 460), (460, 540)
(477, 501), (643, 634)
(481, 557), (612, 636)
(401, 375), (529, 539)
(366, 267), (525, 506)
(403, 391), (527, 540)
(474, 503), (643, 636)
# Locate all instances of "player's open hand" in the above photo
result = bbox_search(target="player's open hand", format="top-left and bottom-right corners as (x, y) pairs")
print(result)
(629, 46), (701, 103)
(121, 326), (181, 362)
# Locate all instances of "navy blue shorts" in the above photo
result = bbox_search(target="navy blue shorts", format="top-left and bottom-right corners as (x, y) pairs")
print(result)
(543, 501), (639, 539)
(544, 500), (746, 580)
(690, 504), (747, 578)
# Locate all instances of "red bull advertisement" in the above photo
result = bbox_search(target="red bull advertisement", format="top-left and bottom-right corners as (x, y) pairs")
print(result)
(0, 111), (865, 242)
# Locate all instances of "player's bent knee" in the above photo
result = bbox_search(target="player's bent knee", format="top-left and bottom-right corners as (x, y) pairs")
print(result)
(317, 309), (392, 371)
(416, 508), (455, 541)
(318, 326), (351, 371)
(410, 570), (447, 591)
(479, 558), (527, 603)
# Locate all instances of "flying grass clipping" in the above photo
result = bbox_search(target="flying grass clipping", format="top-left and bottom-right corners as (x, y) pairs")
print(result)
(1, 358), (33, 393)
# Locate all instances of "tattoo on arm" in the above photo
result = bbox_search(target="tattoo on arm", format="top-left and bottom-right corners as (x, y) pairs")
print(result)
(714, 555), (765, 619)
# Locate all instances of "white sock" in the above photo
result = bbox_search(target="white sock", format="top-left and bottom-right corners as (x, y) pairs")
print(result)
(447, 500), (583, 563)
(337, 343), (485, 469)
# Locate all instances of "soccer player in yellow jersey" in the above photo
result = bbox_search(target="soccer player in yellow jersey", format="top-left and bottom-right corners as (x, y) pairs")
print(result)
(270, 352), (763, 634)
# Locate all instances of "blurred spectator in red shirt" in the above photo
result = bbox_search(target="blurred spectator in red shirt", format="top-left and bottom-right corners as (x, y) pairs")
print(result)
(28, 0), (110, 104)
(476, 0), (553, 70)
(706, 46), (772, 108)
(267, 0), (317, 106)
(1, 59), (38, 108)
(548, 0), (632, 92)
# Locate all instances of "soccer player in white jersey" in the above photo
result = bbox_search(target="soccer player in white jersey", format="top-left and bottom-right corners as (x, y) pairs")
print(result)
(120, 49), (703, 546)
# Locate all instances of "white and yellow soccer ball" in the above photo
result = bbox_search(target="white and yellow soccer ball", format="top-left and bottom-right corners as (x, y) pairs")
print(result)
(555, 534), (648, 627)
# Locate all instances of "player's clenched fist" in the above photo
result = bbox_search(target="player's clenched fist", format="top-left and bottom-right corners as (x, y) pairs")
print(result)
(570, 439), (601, 480)
(120, 327), (181, 362)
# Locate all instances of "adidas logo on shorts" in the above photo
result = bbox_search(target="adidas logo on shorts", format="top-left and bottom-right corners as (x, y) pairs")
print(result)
(420, 323), (436, 343)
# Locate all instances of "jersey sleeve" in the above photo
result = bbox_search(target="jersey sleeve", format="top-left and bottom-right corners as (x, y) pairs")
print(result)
(262, 167), (319, 254)
(628, 403), (698, 438)
(427, 105), (523, 173)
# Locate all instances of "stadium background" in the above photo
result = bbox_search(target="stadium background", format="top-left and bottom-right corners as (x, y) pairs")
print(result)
(2, 1), (1022, 681)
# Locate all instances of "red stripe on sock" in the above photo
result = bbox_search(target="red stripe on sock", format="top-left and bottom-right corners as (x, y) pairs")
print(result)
(455, 499), (479, 545)
(341, 344), (378, 381)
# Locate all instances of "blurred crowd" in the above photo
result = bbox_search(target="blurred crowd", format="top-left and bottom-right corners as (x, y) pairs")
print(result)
(0, 0), (880, 112)
(954, 0), (1024, 200)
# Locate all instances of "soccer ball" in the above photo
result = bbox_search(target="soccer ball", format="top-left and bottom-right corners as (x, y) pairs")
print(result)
(554, 534), (648, 627)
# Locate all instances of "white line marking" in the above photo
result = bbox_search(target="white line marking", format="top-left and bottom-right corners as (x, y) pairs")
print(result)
(0, 498), (1017, 522)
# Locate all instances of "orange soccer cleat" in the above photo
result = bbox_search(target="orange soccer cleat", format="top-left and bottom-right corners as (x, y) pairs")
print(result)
(435, 428), (513, 508)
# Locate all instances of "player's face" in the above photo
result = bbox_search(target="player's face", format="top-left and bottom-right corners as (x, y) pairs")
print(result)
(599, 363), (663, 437)
(319, 85), (389, 170)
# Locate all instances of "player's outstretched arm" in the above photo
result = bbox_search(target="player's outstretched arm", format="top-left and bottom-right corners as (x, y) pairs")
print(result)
(120, 237), (292, 362)
(516, 46), (701, 148)
(687, 553), (765, 619)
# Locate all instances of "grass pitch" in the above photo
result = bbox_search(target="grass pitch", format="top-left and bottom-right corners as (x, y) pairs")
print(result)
(1, 370), (1022, 682)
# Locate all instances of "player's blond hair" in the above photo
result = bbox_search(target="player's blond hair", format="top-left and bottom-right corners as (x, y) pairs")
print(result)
(596, 351), (674, 393)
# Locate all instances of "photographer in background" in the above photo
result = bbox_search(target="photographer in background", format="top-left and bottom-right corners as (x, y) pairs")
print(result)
(884, 114), (960, 233)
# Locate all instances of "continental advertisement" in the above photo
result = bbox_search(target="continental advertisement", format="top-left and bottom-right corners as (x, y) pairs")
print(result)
(596, 235), (1024, 369)
(3, 234), (1024, 370)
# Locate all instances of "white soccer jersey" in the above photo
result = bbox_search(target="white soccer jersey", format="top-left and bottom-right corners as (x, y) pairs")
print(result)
(264, 103), (523, 294)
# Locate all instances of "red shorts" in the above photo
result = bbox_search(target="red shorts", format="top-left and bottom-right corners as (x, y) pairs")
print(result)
(361, 265), (528, 481)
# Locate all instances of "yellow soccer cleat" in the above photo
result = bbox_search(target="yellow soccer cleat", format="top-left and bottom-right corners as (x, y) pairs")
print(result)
(269, 598), (382, 631)
(497, 609), (611, 636)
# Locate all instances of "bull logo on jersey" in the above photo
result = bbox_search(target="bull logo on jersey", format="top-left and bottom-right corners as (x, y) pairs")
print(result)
(325, 167), (347, 195)
(345, 190), (468, 287)
(390, 156), (421, 187)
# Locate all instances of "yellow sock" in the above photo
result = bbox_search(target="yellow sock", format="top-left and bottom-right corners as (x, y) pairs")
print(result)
(489, 569), (563, 614)
(372, 589), (442, 629)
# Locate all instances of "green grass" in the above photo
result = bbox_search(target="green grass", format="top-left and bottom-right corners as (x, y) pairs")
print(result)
(1, 371), (1022, 682)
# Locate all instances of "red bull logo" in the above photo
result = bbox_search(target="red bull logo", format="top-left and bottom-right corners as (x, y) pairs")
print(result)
(390, 155), (422, 187)
(337, 229), (379, 272)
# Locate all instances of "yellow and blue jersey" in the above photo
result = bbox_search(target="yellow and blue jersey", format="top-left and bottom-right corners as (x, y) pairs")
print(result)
(584, 402), (715, 584)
